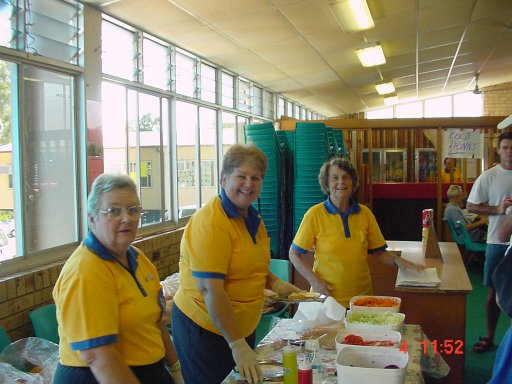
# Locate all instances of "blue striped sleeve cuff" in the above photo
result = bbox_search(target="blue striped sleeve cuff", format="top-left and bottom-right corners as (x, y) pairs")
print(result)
(290, 243), (308, 254)
(70, 334), (117, 351)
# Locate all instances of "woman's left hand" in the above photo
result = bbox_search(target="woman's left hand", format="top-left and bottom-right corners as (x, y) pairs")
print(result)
(395, 256), (425, 271)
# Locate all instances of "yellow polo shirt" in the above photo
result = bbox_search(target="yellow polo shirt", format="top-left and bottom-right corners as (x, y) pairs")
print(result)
(53, 232), (165, 366)
(291, 198), (387, 308)
(174, 189), (270, 337)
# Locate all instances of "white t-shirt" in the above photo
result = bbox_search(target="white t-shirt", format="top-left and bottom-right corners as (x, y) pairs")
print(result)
(467, 165), (512, 245)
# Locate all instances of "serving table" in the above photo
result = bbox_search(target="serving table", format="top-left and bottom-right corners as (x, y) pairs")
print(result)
(223, 319), (449, 383)
(369, 240), (472, 384)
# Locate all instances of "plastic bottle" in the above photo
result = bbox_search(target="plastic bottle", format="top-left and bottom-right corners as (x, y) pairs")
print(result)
(305, 339), (322, 384)
(282, 340), (298, 384)
(298, 360), (312, 384)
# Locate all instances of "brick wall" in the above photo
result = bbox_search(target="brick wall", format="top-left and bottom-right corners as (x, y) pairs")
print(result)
(483, 82), (512, 116)
(0, 227), (184, 342)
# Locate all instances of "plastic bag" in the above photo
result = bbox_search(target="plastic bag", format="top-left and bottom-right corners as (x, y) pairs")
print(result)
(160, 273), (180, 299)
(0, 337), (59, 384)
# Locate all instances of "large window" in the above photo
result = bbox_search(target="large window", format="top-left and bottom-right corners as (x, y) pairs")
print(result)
(0, 0), (83, 65)
(0, 59), (80, 265)
(102, 19), (136, 80)
(102, 82), (167, 227)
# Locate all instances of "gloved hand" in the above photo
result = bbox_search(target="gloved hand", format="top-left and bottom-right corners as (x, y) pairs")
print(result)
(170, 361), (184, 384)
(272, 278), (305, 297)
(170, 369), (184, 384)
(229, 338), (262, 383)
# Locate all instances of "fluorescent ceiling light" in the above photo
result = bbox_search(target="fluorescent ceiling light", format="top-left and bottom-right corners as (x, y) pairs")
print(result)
(356, 43), (386, 67)
(328, 0), (374, 32)
(375, 81), (395, 95)
(383, 94), (398, 105)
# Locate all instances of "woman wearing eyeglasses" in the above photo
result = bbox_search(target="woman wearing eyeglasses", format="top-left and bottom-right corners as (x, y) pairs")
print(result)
(53, 173), (183, 384)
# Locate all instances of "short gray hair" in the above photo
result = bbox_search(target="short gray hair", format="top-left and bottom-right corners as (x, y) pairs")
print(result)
(318, 157), (358, 195)
(87, 173), (138, 218)
(221, 143), (267, 180)
(446, 184), (462, 200)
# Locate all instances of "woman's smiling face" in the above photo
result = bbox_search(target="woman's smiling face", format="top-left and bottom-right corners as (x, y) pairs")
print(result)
(328, 166), (353, 202)
(221, 161), (263, 216)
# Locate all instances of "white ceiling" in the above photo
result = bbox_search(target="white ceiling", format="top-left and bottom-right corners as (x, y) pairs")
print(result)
(83, 0), (512, 118)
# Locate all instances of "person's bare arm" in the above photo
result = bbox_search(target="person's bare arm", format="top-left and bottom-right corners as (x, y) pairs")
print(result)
(289, 247), (332, 295)
(498, 214), (512, 243)
(196, 277), (242, 343)
(467, 199), (512, 216)
(79, 344), (139, 384)
(372, 250), (425, 271)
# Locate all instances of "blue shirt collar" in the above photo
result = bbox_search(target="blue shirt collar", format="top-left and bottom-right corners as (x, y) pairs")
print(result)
(324, 196), (361, 215)
(219, 188), (261, 242)
(83, 231), (139, 270)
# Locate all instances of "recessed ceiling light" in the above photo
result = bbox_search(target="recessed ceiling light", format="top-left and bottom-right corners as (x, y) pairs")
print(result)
(383, 94), (398, 105)
(328, 0), (374, 32)
(375, 81), (395, 95)
(356, 43), (386, 67)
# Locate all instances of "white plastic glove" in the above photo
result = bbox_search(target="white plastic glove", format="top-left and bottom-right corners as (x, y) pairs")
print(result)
(170, 369), (184, 384)
(229, 338), (262, 383)
(272, 278), (305, 297)
(169, 361), (184, 384)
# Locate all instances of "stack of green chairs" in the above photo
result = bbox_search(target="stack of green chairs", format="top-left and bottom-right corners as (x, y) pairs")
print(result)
(332, 128), (349, 157)
(244, 123), (283, 258)
(275, 130), (294, 257)
(326, 127), (338, 157)
(293, 122), (330, 234)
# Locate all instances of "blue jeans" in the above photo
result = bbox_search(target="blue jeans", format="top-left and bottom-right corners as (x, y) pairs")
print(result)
(171, 302), (255, 384)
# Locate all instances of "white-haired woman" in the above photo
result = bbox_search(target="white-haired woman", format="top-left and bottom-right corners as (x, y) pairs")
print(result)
(53, 173), (183, 384)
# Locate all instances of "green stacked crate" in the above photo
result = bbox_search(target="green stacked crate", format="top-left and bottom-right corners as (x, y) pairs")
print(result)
(293, 123), (330, 234)
(275, 130), (294, 258)
(332, 128), (348, 157)
(244, 123), (283, 258)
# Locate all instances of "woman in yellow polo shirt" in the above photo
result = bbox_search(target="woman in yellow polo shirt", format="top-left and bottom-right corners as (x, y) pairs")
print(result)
(53, 174), (183, 384)
(289, 157), (424, 308)
(172, 143), (304, 384)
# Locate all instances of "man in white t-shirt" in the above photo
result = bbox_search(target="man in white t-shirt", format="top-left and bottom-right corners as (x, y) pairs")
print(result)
(466, 132), (512, 353)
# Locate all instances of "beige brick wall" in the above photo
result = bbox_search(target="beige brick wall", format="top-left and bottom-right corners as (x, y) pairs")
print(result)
(483, 82), (512, 116)
(0, 228), (184, 343)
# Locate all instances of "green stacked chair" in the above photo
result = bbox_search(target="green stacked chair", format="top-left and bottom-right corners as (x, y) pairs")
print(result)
(293, 122), (330, 234)
(332, 128), (348, 157)
(244, 123), (283, 259)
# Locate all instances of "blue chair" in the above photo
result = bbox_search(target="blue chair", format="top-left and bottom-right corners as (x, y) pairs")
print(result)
(0, 325), (11, 353)
(29, 303), (59, 344)
(455, 220), (487, 267)
(255, 259), (292, 345)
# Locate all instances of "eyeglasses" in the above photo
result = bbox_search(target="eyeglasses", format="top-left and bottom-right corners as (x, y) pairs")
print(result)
(99, 205), (144, 219)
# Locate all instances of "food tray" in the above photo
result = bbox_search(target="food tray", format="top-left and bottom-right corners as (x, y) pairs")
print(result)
(335, 328), (402, 354)
(344, 310), (405, 332)
(274, 294), (327, 304)
(349, 295), (401, 313)
(336, 346), (408, 384)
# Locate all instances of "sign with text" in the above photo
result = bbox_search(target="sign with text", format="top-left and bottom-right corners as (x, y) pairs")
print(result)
(442, 129), (483, 159)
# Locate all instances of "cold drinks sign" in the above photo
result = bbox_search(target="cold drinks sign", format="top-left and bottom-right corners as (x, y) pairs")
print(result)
(442, 129), (483, 159)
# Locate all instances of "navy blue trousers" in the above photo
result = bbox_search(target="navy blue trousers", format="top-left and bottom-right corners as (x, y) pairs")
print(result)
(171, 302), (255, 384)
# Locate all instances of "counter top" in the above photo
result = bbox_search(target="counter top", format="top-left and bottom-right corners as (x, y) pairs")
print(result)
(387, 241), (473, 294)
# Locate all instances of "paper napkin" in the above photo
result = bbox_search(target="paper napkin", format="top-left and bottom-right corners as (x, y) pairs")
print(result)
(396, 267), (441, 287)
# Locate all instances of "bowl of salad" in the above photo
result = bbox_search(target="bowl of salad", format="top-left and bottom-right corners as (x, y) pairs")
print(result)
(350, 296), (401, 313)
(345, 310), (405, 332)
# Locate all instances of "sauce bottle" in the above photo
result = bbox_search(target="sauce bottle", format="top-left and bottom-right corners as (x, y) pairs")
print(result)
(282, 340), (298, 384)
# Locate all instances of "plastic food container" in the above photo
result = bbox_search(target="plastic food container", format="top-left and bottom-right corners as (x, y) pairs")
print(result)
(344, 310), (405, 332)
(349, 296), (401, 313)
(336, 346), (408, 384)
(335, 328), (402, 354)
